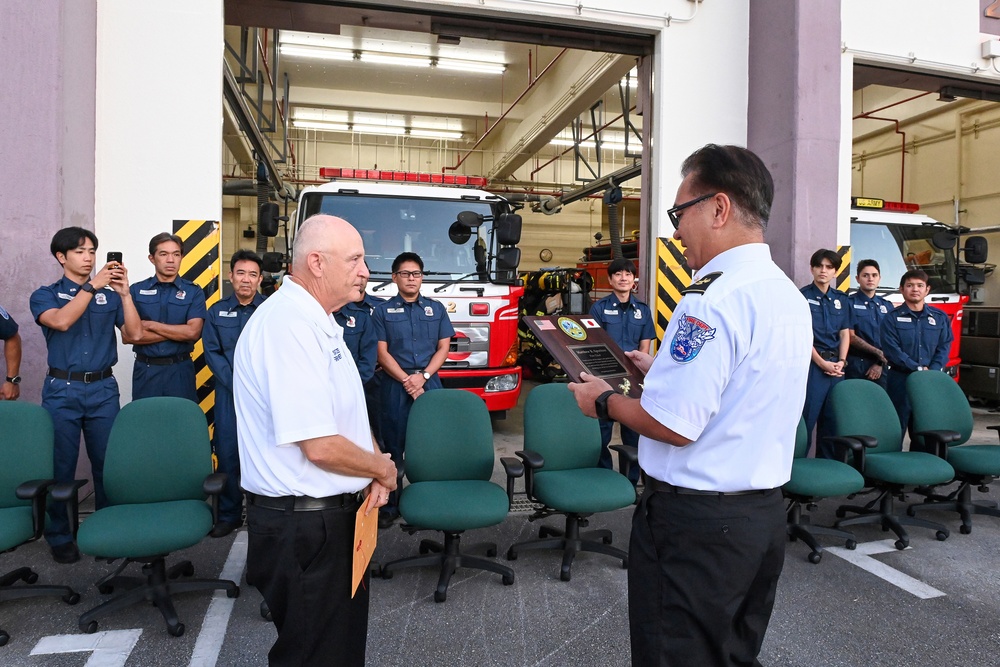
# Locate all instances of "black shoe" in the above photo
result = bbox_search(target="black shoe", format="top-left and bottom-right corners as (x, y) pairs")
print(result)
(210, 520), (242, 538)
(51, 542), (81, 564)
(378, 509), (399, 530)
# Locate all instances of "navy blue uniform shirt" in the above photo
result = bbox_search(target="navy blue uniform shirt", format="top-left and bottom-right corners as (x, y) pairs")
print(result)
(30, 278), (125, 371)
(589, 293), (655, 353)
(800, 283), (853, 352)
(203, 292), (265, 392)
(372, 294), (455, 372)
(0, 305), (17, 340)
(880, 303), (953, 371)
(848, 291), (893, 350)
(334, 294), (383, 384)
(130, 276), (207, 357)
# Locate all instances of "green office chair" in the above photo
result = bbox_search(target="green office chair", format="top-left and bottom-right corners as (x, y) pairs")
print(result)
(827, 379), (955, 550)
(73, 397), (238, 636)
(380, 390), (517, 603)
(783, 418), (865, 563)
(506, 383), (634, 581)
(0, 402), (80, 646)
(905, 370), (1000, 534)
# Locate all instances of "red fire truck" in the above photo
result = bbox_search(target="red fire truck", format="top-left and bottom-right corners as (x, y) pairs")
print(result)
(293, 172), (524, 415)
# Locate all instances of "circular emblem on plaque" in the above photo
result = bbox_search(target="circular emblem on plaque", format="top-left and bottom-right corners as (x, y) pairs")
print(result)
(557, 317), (587, 341)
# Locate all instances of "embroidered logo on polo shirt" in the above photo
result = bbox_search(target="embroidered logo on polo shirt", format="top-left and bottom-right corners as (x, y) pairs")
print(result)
(880, 305), (888, 314)
(424, 306), (434, 317)
(834, 299), (842, 309)
(928, 316), (936, 326)
(346, 316), (356, 328)
(176, 291), (186, 300)
(332, 347), (343, 362)
(94, 293), (107, 305)
(670, 313), (716, 363)
(633, 310), (643, 320)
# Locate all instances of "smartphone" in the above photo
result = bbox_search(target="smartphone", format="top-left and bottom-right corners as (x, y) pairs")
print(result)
(107, 251), (123, 264)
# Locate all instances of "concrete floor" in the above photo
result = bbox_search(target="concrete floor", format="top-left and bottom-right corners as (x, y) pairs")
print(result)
(2, 383), (1000, 666)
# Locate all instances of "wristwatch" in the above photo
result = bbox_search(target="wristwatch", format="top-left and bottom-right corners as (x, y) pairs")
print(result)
(5, 376), (20, 385)
(420, 370), (432, 380)
(595, 390), (616, 420)
(80, 282), (97, 294)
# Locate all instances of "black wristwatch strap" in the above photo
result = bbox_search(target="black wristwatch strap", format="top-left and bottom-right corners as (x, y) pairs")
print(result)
(595, 390), (616, 420)
(80, 282), (97, 294)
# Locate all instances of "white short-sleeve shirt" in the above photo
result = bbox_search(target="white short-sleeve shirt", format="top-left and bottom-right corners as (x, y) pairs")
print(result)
(639, 243), (812, 491)
(234, 278), (374, 497)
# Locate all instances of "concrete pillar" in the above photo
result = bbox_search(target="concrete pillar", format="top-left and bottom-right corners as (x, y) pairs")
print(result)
(748, 0), (842, 285)
(0, 1), (97, 402)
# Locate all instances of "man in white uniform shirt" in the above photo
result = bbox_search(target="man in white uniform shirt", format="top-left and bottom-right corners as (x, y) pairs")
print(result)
(234, 215), (396, 667)
(570, 145), (812, 666)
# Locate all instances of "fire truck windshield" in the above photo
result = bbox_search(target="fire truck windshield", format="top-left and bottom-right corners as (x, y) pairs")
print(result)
(300, 193), (496, 279)
(850, 221), (958, 294)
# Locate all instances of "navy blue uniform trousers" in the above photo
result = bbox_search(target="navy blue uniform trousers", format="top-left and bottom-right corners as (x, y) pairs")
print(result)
(212, 385), (242, 525)
(133, 359), (198, 402)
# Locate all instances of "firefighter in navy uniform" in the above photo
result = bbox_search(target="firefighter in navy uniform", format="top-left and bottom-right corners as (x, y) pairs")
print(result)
(880, 269), (953, 434)
(588, 257), (654, 484)
(0, 303), (21, 400)
(30, 227), (142, 563)
(124, 232), (206, 402)
(372, 252), (454, 525)
(202, 250), (265, 538)
(846, 259), (893, 389)
(333, 270), (384, 451)
(800, 249), (852, 458)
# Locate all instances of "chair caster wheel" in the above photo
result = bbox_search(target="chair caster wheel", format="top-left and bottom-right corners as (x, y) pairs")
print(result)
(539, 526), (554, 538)
(418, 544), (431, 555)
(0, 631), (9, 646)
(506, 548), (517, 561)
(845, 540), (857, 550)
(227, 585), (240, 599)
(167, 623), (185, 637)
(502, 574), (514, 586)
(81, 620), (99, 634)
(63, 592), (81, 605)
(560, 568), (571, 582)
(485, 546), (497, 558)
(98, 584), (114, 595)
(602, 535), (613, 545)
(894, 539), (908, 550)
(434, 590), (447, 603)
(960, 524), (972, 535)
(25, 572), (39, 585)
(259, 601), (272, 622)
(808, 552), (822, 564)
(936, 530), (948, 541)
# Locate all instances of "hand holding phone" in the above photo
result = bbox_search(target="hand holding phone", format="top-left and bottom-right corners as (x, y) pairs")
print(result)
(107, 251), (123, 265)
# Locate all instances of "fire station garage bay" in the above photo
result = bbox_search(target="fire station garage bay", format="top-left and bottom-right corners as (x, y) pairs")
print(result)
(5, 1), (1000, 666)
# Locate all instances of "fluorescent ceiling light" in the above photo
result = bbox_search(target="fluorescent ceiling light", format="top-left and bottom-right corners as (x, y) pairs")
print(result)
(359, 52), (431, 68)
(293, 119), (463, 141)
(409, 129), (464, 140)
(550, 138), (639, 152)
(293, 120), (351, 132)
(279, 44), (354, 61)
(435, 58), (507, 74)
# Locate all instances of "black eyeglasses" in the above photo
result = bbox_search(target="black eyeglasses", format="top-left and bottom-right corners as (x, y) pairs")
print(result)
(667, 193), (718, 230)
(394, 270), (423, 279)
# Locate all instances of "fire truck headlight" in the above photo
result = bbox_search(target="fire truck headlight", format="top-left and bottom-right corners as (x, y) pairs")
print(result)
(485, 373), (519, 393)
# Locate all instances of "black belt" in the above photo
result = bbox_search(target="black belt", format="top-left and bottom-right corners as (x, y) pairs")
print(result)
(643, 475), (770, 497)
(136, 352), (191, 365)
(246, 491), (364, 512)
(48, 367), (114, 383)
(816, 349), (839, 362)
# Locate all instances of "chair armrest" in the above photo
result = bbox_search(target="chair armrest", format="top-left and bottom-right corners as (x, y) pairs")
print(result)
(50, 480), (88, 539)
(609, 444), (638, 479)
(500, 456), (524, 504)
(515, 450), (545, 499)
(989, 425), (1000, 442)
(203, 472), (228, 524)
(914, 429), (961, 458)
(15, 478), (55, 501)
(844, 435), (878, 449)
(824, 436), (868, 472)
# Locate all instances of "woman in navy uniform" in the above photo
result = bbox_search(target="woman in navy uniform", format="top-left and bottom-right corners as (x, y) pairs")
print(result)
(125, 232), (206, 402)
(880, 269), (953, 432)
(202, 250), (265, 538)
(371, 252), (454, 524)
(800, 248), (852, 458)
(30, 227), (142, 563)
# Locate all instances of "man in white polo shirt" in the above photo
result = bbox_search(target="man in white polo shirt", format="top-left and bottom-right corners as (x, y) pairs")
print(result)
(234, 215), (396, 666)
(570, 145), (812, 666)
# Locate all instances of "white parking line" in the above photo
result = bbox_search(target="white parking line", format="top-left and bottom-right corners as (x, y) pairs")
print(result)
(826, 539), (946, 599)
(30, 629), (142, 667)
(189, 531), (249, 667)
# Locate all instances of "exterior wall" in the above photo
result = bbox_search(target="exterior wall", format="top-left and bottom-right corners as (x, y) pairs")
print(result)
(95, 0), (224, 399)
(1, 1), (97, 402)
